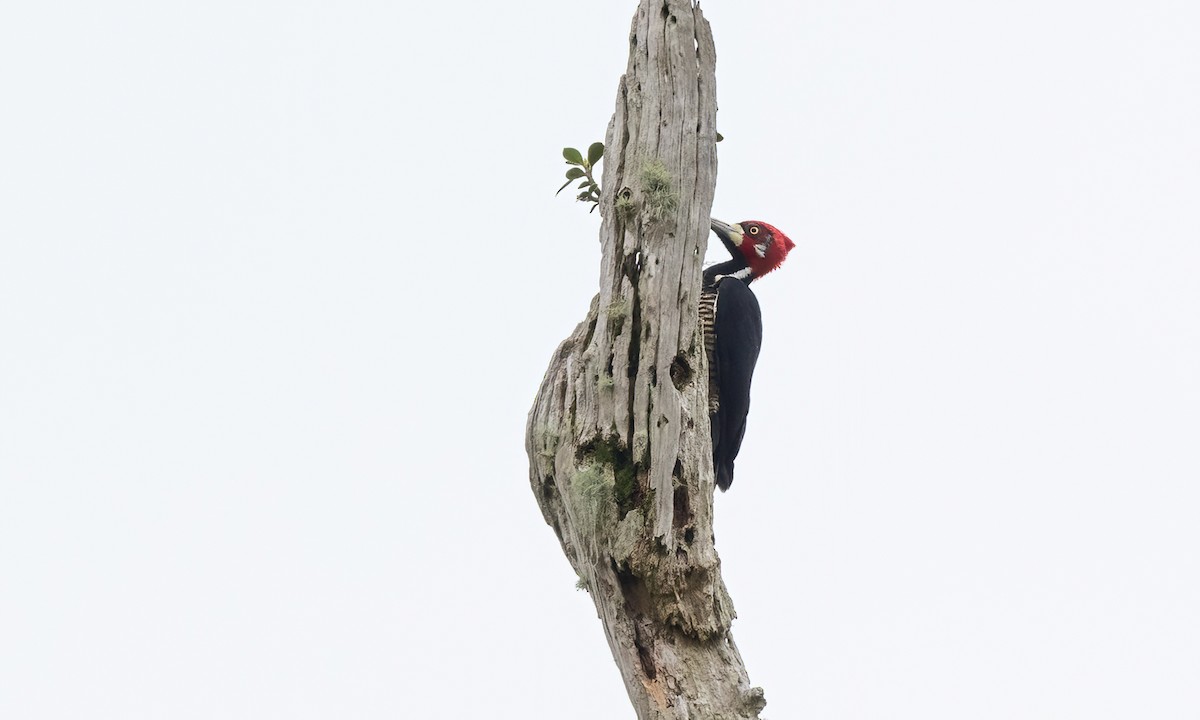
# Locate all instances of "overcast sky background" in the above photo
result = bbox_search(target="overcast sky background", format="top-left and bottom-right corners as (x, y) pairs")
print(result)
(2, 1), (1198, 718)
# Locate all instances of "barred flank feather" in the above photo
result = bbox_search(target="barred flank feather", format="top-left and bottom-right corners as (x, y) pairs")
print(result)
(699, 289), (720, 414)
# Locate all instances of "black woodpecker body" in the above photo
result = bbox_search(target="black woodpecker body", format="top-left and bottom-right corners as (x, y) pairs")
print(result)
(702, 218), (795, 491)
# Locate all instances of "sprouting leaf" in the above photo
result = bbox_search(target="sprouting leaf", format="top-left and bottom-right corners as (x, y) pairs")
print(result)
(557, 141), (604, 213)
(715, 132), (724, 142)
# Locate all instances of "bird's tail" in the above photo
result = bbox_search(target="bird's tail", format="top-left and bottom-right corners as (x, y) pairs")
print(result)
(716, 462), (734, 492)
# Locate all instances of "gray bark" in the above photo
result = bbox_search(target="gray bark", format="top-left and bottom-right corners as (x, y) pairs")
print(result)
(525, 2), (765, 718)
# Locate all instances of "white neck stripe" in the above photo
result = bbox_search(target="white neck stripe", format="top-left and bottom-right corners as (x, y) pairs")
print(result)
(715, 266), (754, 283)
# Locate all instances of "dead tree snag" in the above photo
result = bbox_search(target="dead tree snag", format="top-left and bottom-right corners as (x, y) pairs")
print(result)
(526, 2), (765, 717)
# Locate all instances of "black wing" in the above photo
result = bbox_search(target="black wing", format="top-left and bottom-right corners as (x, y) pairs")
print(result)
(711, 277), (762, 491)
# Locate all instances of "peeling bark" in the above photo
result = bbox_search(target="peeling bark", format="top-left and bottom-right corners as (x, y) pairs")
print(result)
(525, 2), (765, 718)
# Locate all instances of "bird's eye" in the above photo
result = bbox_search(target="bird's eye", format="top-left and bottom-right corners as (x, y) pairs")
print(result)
(748, 226), (760, 235)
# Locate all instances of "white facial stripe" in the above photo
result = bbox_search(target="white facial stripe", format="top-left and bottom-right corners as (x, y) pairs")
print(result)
(754, 243), (767, 258)
(730, 223), (745, 247)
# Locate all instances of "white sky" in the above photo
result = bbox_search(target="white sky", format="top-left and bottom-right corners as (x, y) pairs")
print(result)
(2, 1), (1198, 718)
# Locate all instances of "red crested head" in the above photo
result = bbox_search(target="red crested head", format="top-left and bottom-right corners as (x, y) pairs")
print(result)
(710, 218), (796, 279)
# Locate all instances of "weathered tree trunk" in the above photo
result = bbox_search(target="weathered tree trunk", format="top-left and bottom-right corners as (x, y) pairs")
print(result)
(525, 2), (765, 718)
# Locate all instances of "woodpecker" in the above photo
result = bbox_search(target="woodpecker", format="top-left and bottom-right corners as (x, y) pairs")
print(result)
(701, 218), (795, 491)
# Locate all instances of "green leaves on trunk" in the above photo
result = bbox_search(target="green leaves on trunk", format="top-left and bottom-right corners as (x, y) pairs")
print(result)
(587, 141), (604, 165)
(557, 142), (604, 213)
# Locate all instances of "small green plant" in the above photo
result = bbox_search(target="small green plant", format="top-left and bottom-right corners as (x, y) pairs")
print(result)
(557, 142), (604, 212)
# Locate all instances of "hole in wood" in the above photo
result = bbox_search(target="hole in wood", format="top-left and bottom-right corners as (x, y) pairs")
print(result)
(670, 355), (693, 390)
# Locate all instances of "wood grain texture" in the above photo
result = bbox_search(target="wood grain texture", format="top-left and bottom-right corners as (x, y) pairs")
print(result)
(526, 2), (765, 717)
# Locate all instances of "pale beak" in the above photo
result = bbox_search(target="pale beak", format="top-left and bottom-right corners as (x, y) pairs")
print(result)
(710, 218), (745, 247)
